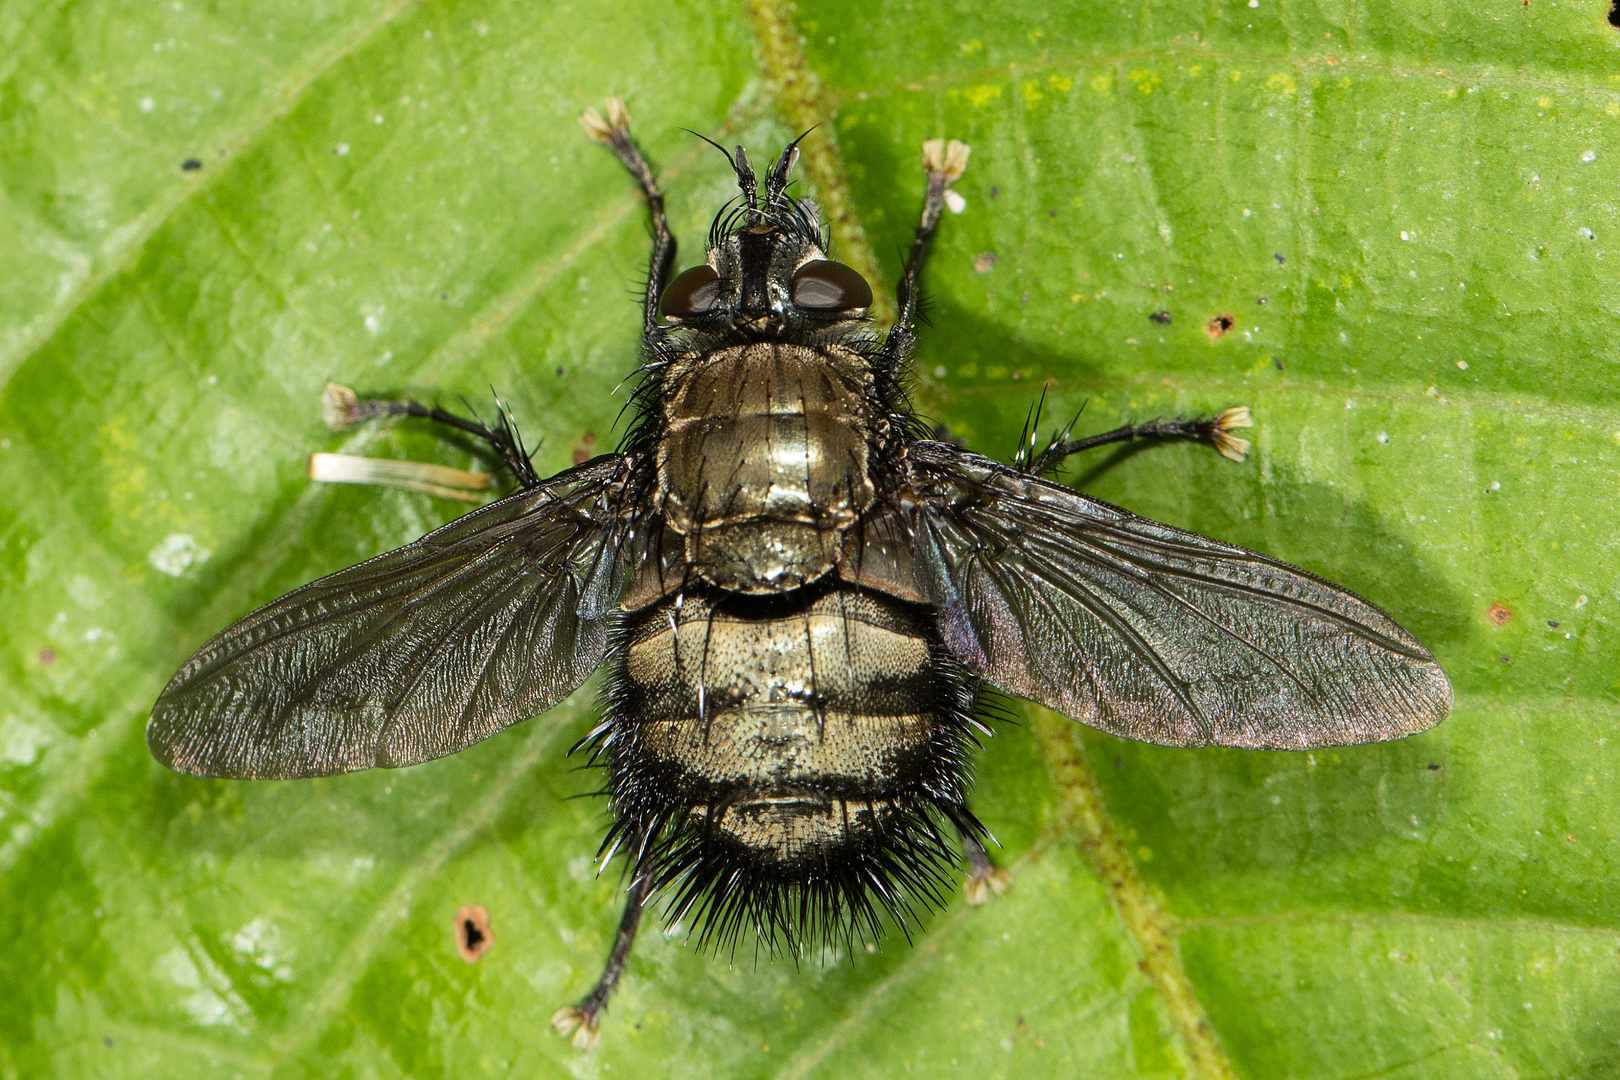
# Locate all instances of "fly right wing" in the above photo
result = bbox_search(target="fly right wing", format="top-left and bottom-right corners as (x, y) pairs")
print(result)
(901, 441), (1452, 749)
(147, 455), (631, 779)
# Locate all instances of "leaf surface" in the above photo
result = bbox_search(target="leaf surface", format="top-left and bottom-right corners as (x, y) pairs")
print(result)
(3, 1), (1618, 1077)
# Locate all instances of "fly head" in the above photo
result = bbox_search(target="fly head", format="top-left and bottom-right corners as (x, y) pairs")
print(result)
(658, 136), (874, 337)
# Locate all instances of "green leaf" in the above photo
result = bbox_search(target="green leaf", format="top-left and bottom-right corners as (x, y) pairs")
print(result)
(3, 1), (1617, 1077)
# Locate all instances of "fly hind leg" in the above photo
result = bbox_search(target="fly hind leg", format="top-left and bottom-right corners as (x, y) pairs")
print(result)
(551, 869), (653, 1050)
(959, 825), (1012, 906)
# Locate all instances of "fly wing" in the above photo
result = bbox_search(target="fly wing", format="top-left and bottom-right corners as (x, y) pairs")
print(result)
(904, 441), (1452, 749)
(148, 456), (630, 778)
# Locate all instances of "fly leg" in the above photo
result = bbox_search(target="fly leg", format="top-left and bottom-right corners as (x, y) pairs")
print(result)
(581, 97), (676, 339)
(551, 869), (654, 1050)
(880, 138), (972, 369)
(320, 383), (540, 488)
(1021, 406), (1254, 477)
(959, 825), (1011, 906)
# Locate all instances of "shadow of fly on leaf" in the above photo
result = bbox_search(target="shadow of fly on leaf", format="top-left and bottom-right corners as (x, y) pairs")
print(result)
(145, 97), (1453, 1051)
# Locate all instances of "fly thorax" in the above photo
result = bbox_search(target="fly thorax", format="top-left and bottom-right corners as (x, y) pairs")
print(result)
(655, 342), (875, 593)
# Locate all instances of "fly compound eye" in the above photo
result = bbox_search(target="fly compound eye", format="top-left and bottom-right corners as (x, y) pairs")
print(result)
(660, 265), (722, 318)
(790, 260), (873, 311)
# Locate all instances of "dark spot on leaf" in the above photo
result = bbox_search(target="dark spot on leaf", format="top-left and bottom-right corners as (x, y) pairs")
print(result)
(1012, 369), (1023, 381)
(1488, 603), (1513, 626)
(1047, 209), (1057, 218)
(1610, 1), (1620, 27)
(102, 1036), (115, 1048)
(38, 648), (55, 666)
(181, 158), (202, 171)
(555, 366), (566, 377)
(989, 185), (1000, 198)
(973, 252), (998, 273)
(1257, 295), (1269, 305)
(1273, 252), (1286, 264)
(1500, 654), (1512, 664)
(1205, 314), (1235, 338)
(1273, 357), (1285, 371)
(1426, 764), (1441, 771)
(1114, 756), (1124, 770)
(572, 430), (598, 466)
(454, 904), (493, 962)
(1149, 310), (1172, 324)
(1547, 619), (1560, 628)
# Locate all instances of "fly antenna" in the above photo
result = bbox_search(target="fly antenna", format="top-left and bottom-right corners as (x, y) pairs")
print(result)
(734, 145), (760, 223)
(764, 127), (815, 207)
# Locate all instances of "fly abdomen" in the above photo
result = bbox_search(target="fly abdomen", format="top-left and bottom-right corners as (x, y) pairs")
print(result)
(599, 582), (983, 947)
(618, 587), (935, 799)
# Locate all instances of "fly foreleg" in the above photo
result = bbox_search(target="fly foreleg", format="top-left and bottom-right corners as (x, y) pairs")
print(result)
(582, 97), (676, 339)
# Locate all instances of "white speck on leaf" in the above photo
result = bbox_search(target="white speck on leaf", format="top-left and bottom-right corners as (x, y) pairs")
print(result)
(0, 714), (55, 767)
(148, 534), (208, 577)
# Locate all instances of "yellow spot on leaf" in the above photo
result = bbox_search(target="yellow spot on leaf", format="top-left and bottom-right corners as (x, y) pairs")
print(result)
(1128, 69), (1162, 94)
(1607, 102), (1620, 117)
(1089, 73), (1115, 99)
(1538, 96), (1552, 108)
(965, 84), (1002, 108)
(958, 39), (983, 56)
(1189, 65), (1203, 78)
(1023, 80), (1043, 106)
(1048, 73), (1073, 93)
(1266, 72), (1296, 95)
(1230, 69), (1245, 82)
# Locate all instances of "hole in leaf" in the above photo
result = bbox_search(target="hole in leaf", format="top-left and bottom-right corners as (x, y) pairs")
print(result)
(1205, 314), (1235, 338)
(1610, 1), (1620, 28)
(1149, 310), (1172, 324)
(455, 904), (493, 962)
(1488, 603), (1513, 626)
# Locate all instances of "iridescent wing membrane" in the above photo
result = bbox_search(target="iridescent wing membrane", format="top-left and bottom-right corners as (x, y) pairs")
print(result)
(147, 456), (628, 779)
(904, 442), (1452, 748)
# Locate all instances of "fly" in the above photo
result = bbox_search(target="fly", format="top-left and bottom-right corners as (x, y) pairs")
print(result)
(146, 97), (1453, 1048)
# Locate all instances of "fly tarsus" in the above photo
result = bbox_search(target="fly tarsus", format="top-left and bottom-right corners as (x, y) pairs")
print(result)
(960, 829), (1012, 906)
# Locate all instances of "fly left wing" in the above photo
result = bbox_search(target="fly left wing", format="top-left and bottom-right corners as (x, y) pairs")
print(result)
(147, 455), (630, 779)
(901, 441), (1452, 749)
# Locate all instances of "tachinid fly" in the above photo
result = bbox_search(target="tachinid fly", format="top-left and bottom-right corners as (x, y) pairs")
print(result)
(147, 98), (1453, 1047)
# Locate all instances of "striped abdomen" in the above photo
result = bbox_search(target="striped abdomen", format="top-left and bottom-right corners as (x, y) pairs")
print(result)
(603, 584), (976, 872)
